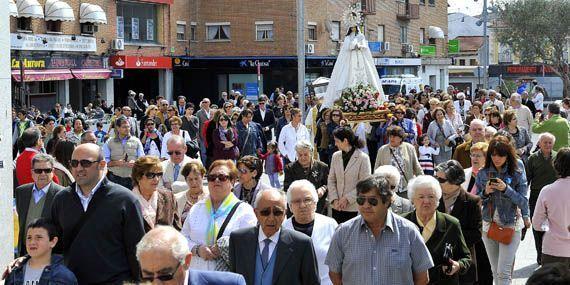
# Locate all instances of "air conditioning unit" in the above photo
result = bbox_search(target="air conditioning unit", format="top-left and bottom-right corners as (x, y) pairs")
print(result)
(111, 39), (125, 51)
(402, 43), (414, 53)
(81, 23), (98, 35)
(306, 43), (315, 54)
(383, 42), (391, 51)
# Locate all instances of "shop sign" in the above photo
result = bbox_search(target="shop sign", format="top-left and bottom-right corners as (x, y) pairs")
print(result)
(245, 82), (259, 98)
(419, 45), (436, 56)
(239, 60), (271, 68)
(375, 57), (422, 66)
(448, 39), (460, 54)
(110, 69), (124, 79)
(110, 55), (172, 69)
(489, 64), (564, 76)
(173, 57), (190, 68)
(11, 55), (107, 70)
(319, 59), (336, 67)
(11, 33), (97, 52)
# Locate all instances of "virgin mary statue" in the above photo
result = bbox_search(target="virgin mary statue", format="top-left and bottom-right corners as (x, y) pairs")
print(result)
(322, 25), (384, 109)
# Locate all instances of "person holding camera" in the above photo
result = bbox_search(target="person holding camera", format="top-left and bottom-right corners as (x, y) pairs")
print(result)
(403, 175), (472, 285)
(427, 107), (457, 165)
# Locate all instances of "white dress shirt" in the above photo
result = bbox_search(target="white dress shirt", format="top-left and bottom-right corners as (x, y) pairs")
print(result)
(258, 228), (281, 262)
(160, 155), (202, 193)
(278, 122), (310, 161)
(75, 175), (106, 211)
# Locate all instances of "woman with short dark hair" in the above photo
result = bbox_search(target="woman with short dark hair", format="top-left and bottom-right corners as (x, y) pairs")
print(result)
(233, 155), (271, 205)
(427, 107), (456, 165)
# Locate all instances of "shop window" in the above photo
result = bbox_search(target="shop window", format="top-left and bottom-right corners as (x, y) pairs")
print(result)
(117, 1), (158, 43)
(177, 21), (186, 41)
(255, 21), (274, 41)
(46, 21), (62, 33)
(331, 21), (340, 42)
(308, 23), (317, 41)
(206, 23), (231, 41)
(190, 23), (197, 41)
(17, 18), (32, 32)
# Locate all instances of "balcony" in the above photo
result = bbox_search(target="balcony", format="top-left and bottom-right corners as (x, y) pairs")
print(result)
(397, 3), (420, 21)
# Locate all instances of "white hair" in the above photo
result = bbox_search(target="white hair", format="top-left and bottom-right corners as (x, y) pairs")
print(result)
(407, 175), (442, 202)
(374, 165), (401, 189)
(510, 93), (521, 103)
(286, 180), (318, 206)
(295, 140), (314, 152)
(538, 132), (556, 144)
(167, 135), (186, 147)
(253, 188), (287, 209)
(485, 126), (497, 137)
(136, 226), (189, 263)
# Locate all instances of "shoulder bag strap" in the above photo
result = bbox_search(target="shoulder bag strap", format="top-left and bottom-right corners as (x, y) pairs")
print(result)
(389, 148), (408, 183)
(216, 201), (242, 241)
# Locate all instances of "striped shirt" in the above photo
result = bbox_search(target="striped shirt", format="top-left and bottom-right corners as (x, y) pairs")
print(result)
(325, 211), (434, 285)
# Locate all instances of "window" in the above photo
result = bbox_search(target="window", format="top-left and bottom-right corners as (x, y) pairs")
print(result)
(419, 28), (425, 44)
(117, 1), (158, 43)
(176, 21), (186, 41)
(331, 21), (340, 41)
(17, 18), (32, 31)
(400, 24), (408, 43)
(190, 23), (197, 41)
(459, 59), (466, 65)
(308, 22), (317, 41)
(206, 23), (230, 41)
(470, 59), (477, 66)
(429, 0), (435, 5)
(80, 23), (98, 35)
(46, 21), (62, 33)
(420, 0), (425, 4)
(256, 21), (274, 41)
(377, 25), (385, 42)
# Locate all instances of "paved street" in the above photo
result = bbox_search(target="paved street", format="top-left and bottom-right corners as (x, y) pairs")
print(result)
(512, 230), (539, 284)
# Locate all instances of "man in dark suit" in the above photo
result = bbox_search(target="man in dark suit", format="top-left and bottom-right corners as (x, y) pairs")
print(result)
(51, 143), (146, 284)
(137, 226), (245, 285)
(229, 189), (320, 285)
(253, 95), (276, 144)
(15, 153), (65, 257)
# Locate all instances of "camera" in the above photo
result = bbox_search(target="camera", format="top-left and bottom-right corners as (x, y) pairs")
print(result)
(442, 243), (453, 274)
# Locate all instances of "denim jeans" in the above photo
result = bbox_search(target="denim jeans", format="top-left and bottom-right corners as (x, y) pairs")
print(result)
(268, 172), (281, 189)
(482, 230), (522, 285)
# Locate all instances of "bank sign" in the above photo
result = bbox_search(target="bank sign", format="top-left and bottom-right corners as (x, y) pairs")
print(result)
(11, 33), (97, 52)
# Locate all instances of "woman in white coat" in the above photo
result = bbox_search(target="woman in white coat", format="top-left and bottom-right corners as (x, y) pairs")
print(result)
(283, 179), (338, 285)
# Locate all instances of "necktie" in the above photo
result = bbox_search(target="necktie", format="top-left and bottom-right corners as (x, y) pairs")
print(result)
(173, 164), (180, 181)
(261, 238), (271, 269)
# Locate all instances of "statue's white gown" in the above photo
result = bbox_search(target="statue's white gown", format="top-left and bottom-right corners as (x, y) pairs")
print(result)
(322, 31), (383, 109)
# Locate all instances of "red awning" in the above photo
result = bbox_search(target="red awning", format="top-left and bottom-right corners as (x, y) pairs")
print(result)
(71, 69), (112, 79)
(12, 69), (74, 82)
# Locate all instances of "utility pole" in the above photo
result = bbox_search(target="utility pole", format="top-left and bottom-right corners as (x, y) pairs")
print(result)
(482, 0), (489, 89)
(0, 0), (15, 269)
(297, 0), (306, 118)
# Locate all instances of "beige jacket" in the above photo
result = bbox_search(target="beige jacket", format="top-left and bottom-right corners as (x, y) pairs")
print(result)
(327, 148), (372, 212)
(374, 142), (423, 190)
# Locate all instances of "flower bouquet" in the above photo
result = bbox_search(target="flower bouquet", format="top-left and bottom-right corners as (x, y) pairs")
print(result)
(334, 83), (390, 123)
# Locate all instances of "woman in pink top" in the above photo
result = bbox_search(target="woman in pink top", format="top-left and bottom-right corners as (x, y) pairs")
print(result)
(532, 147), (570, 266)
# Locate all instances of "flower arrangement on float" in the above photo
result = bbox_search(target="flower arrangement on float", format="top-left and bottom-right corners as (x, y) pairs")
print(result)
(334, 83), (391, 122)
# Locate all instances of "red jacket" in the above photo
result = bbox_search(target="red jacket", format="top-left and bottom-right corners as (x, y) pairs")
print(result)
(16, 150), (60, 186)
(259, 151), (284, 173)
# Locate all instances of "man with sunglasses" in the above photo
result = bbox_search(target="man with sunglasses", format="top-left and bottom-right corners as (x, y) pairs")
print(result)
(161, 136), (202, 193)
(253, 95), (276, 143)
(229, 189), (320, 285)
(15, 154), (65, 257)
(50, 143), (145, 284)
(137, 226), (246, 285)
(326, 175), (433, 285)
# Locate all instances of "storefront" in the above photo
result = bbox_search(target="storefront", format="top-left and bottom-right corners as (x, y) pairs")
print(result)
(11, 33), (111, 112)
(110, 55), (172, 106)
(375, 58), (421, 77)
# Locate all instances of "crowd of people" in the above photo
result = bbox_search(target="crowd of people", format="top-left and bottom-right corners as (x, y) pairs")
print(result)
(5, 85), (570, 285)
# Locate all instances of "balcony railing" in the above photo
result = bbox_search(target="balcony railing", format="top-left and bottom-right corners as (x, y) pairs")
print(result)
(397, 3), (420, 21)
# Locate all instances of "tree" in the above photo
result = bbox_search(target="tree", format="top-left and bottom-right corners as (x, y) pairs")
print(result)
(496, 0), (570, 98)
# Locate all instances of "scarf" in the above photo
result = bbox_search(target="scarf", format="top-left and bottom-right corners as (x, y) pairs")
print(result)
(204, 193), (240, 245)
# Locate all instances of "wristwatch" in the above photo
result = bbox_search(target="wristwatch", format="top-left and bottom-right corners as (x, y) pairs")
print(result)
(192, 245), (201, 257)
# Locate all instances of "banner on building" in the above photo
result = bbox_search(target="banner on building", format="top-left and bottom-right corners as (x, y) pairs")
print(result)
(11, 33), (97, 52)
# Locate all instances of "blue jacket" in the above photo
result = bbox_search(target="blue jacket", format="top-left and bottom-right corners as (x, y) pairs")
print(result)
(376, 118), (416, 146)
(475, 163), (529, 226)
(5, 255), (78, 285)
(236, 121), (263, 156)
(188, 269), (246, 285)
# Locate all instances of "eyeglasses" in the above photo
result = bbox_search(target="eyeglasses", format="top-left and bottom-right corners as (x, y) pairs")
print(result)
(259, 207), (285, 217)
(32, 168), (53, 174)
(146, 123), (155, 126)
(470, 153), (484, 158)
(290, 197), (315, 206)
(435, 176), (448, 183)
(394, 111), (404, 115)
(70, 159), (100, 168)
(207, 174), (230, 182)
(167, 151), (183, 156)
(144, 172), (163, 179)
(141, 262), (181, 282)
(356, 196), (379, 206)
(238, 168), (250, 174)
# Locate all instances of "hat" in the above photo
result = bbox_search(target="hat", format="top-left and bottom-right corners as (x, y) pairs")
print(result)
(235, 91), (242, 95)
(456, 92), (465, 99)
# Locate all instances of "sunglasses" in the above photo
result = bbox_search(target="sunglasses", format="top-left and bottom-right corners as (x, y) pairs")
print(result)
(70, 159), (100, 168)
(394, 111), (404, 115)
(435, 176), (448, 183)
(141, 262), (181, 282)
(144, 172), (163, 179)
(207, 174), (230, 182)
(238, 168), (251, 174)
(32, 168), (53, 174)
(167, 151), (183, 156)
(356, 196), (379, 206)
(219, 118), (228, 122)
(259, 207), (285, 217)
(332, 114), (341, 117)
(146, 123), (155, 126)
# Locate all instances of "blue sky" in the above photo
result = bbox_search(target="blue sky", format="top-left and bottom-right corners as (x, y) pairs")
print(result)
(448, 0), (484, 16)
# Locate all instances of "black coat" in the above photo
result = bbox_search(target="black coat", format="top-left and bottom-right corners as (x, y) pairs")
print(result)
(284, 160), (329, 214)
(50, 178), (145, 284)
(253, 108), (276, 141)
(403, 211), (472, 285)
(229, 227), (320, 285)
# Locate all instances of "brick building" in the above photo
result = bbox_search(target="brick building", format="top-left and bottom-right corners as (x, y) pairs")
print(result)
(172, 0), (450, 102)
